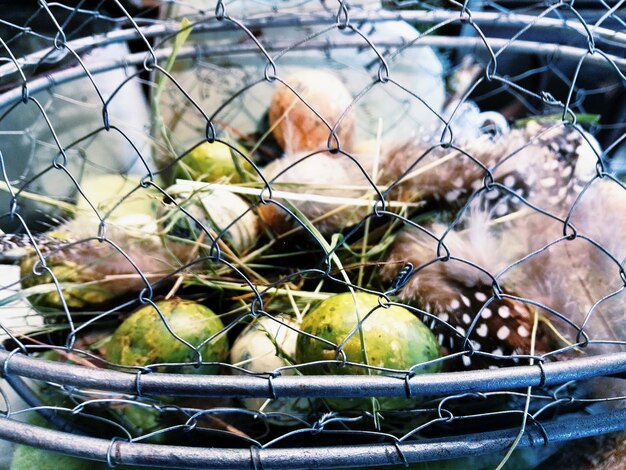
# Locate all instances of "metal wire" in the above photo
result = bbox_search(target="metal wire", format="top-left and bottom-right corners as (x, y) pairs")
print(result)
(1, 407), (626, 468)
(2, 347), (626, 398)
(1, 0), (626, 468)
(2, 36), (626, 111)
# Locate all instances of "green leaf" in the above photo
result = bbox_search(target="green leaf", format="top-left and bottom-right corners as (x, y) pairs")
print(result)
(513, 113), (600, 128)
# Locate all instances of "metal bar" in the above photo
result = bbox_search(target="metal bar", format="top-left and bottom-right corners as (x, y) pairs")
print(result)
(1, 408), (625, 468)
(2, 349), (626, 398)
(2, 372), (87, 435)
(1, 8), (624, 80)
(1, 35), (624, 111)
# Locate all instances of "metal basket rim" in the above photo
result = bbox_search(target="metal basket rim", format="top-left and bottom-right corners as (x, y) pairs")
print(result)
(2, 7), (625, 83)
(0, 34), (623, 121)
(1, 10), (625, 111)
(2, 348), (626, 398)
(1, 406), (625, 468)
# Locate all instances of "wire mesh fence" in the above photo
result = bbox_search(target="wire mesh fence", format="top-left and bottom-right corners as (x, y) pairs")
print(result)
(0, 0), (625, 468)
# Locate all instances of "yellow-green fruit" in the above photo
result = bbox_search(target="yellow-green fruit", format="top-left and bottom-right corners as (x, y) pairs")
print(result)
(19, 176), (162, 310)
(177, 141), (254, 183)
(74, 174), (156, 218)
(10, 439), (97, 470)
(119, 404), (162, 436)
(106, 298), (228, 373)
(20, 254), (121, 309)
(296, 292), (441, 410)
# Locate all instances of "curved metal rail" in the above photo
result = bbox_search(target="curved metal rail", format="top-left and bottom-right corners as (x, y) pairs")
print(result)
(1, 407), (625, 468)
(0, 35), (624, 112)
(2, 348), (626, 398)
(1, 8), (624, 80)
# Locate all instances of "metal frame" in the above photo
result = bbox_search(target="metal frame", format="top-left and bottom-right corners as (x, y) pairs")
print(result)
(1, 8), (625, 80)
(1, 7), (625, 110)
(2, 348), (626, 399)
(1, 34), (625, 108)
(1, 407), (625, 468)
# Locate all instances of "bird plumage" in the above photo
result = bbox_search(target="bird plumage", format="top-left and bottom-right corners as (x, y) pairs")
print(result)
(382, 120), (616, 370)
(2, 204), (204, 309)
(253, 118), (596, 242)
(382, 208), (557, 370)
(378, 120), (599, 216)
(510, 178), (626, 352)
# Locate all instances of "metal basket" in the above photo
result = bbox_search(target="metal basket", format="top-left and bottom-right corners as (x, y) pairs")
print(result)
(1, 1), (626, 468)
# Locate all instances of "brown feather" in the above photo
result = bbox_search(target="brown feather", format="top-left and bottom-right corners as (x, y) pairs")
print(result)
(381, 121), (605, 368)
(508, 178), (626, 350)
(379, 121), (599, 215)
(383, 207), (557, 369)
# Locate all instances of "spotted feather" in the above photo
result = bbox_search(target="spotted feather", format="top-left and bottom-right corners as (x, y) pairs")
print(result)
(381, 203), (566, 370)
(0, 232), (67, 263)
(379, 120), (598, 218)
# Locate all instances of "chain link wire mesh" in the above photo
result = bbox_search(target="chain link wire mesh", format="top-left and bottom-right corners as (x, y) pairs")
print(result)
(0, 0), (626, 468)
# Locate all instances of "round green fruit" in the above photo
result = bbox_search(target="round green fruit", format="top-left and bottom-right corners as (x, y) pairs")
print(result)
(19, 176), (161, 310)
(106, 298), (228, 373)
(20, 252), (124, 310)
(177, 141), (253, 183)
(296, 292), (441, 410)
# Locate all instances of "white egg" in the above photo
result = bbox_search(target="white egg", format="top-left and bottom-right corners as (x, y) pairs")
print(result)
(230, 315), (310, 425)
(161, 182), (259, 256)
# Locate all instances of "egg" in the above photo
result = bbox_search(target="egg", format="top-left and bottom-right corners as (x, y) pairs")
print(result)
(230, 315), (310, 424)
(269, 69), (355, 153)
(160, 182), (259, 256)
(257, 150), (376, 235)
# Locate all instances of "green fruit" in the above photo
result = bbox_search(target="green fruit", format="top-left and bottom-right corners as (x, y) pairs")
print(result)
(106, 298), (228, 373)
(119, 404), (161, 435)
(20, 254), (120, 309)
(74, 175), (156, 218)
(9, 414), (164, 469)
(9, 414), (98, 470)
(296, 292), (441, 374)
(296, 292), (441, 410)
(19, 176), (162, 310)
(177, 141), (253, 183)
(10, 443), (99, 470)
